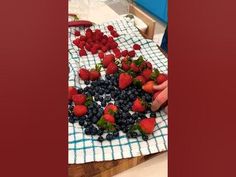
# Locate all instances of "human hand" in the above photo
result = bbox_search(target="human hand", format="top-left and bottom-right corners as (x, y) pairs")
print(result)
(151, 80), (168, 113)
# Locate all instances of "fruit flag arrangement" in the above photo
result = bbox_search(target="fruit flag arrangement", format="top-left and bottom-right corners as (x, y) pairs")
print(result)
(68, 19), (168, 164)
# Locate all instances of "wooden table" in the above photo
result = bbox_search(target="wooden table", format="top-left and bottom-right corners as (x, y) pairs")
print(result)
(68, 152), (167, 177)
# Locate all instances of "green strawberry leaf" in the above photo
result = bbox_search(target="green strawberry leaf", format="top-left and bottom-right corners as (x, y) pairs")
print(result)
(85, 96), (93, 106)
(133, 56), (144, 66)
(150, 68), (160, 80)
(133, 79), (142, 88)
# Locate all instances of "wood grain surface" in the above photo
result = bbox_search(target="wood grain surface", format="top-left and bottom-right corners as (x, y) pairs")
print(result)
(68, 153), (166, 177)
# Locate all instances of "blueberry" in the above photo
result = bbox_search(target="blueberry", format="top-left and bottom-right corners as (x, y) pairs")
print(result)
(142, 134), (149, 141)
(90, 126), (98, 135)
(132, 113), (139, 120)
(94, 95), (99, 101)
(105, 96), (111, 102)
(105, 74), (111, 80)
(126, 132), (132, 138)
(68, 100), (72, 106)
(131, 132), (138, 138)
(99, 96), (104, 102)
(113, 131), (119, 138)
(97, 129), (104, 136)
(97, 136), (104, 142)
(150, 112), (157, 118)
(145, 95), (152, 102)
(84, 80), (90, 85)
(77, 88), (83, 93)
(79, 119), (85, 126)
(92, 117), (99, 123)
(101, 100), (106, 107)
(68, 110), (72, 117)
(98, 89), (104, 95)
(105, 89), (110, 94)
(85, 128), (91, 135)
(92, 109), (97, 115)
(68, 117), (75, 124)
(106, 133), (113, 141)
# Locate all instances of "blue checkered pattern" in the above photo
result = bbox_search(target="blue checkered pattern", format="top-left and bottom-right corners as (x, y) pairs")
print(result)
(68, 18), (168, 164)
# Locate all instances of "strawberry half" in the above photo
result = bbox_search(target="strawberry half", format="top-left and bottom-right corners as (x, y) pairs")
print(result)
(139, 118), (156, 134)
(73, 105), (88, 117)
(119, 73), (133, 90)
(72, 94), (87, 105)
(68, 87), (77, 100)
(78, 68), (90, 81)
(132, 98), (146, 112)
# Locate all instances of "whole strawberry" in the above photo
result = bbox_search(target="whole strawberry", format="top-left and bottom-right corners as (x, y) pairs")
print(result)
(90, 64), (101, 81)
(121, 57), (131, 71)
(106, 62), (118, 75)
(132, 98), (146, 112)
(142, 69), (153, 81)
(104, 104), (118, 115)
(68, 87), (77, 100)
(142, 81), (155, 94)
(156, 74), (168, 84)
(73, 105), (88, 117)
(90, 70), (101, 81)
(97, 114), (115, 131)
(133, 75), (146, 86)
(130, 62), (140, 72)
(102, 54), (115, 68)
(78, 68), (90, 81)
(139, 118), (156, 134)
(103, 114), (115, 124)
(72, 94), (86, 105)
(119, 73), (133, 90)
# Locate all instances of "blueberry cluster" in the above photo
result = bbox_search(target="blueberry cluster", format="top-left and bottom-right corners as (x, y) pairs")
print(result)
(68, 73), (157, 142)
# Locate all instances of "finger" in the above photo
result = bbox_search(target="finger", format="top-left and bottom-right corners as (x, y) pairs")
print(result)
(153, 80), (168, 91)
(164, 106), (168, 114)
(151, 88), (168, 111)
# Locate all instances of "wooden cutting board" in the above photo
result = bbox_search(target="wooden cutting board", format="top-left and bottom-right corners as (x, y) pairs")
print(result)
(68, 152), (166, 177)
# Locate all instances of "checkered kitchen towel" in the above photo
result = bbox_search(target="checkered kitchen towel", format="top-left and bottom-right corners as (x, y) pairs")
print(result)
(68, 18), (168, 164)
